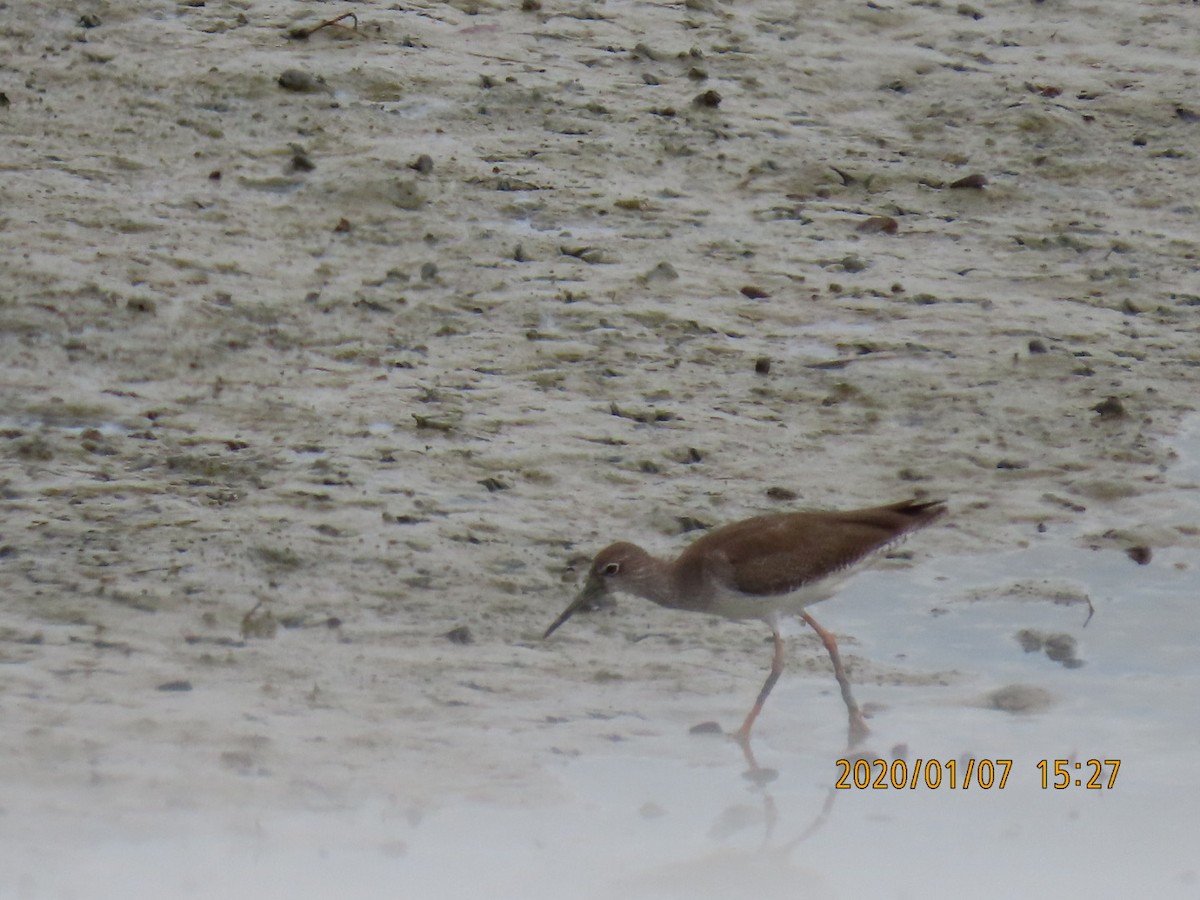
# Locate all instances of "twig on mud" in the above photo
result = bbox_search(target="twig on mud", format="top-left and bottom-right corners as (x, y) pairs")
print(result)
(289, 12), (359, 40)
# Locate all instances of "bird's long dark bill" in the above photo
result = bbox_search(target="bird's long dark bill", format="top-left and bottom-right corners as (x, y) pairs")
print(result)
(543, 575), (606, 639)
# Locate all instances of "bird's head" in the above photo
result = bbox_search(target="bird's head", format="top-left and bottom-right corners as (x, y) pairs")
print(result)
(542, 543), (650, 638)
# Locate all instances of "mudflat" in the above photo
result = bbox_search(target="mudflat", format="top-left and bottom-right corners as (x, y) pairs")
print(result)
(2, 0), (1198, 876)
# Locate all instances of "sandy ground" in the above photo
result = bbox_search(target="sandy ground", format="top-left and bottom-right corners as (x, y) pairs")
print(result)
(3, 0), (1200, 894)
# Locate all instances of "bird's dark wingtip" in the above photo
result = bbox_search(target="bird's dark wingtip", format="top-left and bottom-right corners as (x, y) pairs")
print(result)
(900, 498), (948, 525)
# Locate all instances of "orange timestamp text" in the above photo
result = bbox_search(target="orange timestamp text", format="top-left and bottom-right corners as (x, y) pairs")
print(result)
(834, 757), (1122, 790)
(835, 757), (1012, 790)
(1036, 758), (1121, 789)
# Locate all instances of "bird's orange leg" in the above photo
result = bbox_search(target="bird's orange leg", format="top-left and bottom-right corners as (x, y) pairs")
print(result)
(801, 611), (869, 747)
(735, 627), (785, 746)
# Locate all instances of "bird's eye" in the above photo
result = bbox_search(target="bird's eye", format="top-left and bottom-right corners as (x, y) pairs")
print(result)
(602, 562), (620, 576)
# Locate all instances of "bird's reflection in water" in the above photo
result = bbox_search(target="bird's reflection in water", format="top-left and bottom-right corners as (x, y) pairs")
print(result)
(581, 666), (892, 900)
(614, 756), (844, 900)
(613, 658), (875, 899)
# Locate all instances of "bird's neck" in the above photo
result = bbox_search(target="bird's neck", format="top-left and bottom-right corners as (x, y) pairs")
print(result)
(623, 554), (683, 609)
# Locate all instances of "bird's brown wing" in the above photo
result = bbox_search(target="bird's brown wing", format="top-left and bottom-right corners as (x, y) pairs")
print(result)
(679, 500), (944, 597)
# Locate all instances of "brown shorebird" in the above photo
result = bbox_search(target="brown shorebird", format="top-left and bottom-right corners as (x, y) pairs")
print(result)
(543, 498), (946, 744)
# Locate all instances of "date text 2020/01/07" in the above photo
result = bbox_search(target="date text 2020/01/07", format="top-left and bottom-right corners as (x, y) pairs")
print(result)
(834, 758), (1121, 790)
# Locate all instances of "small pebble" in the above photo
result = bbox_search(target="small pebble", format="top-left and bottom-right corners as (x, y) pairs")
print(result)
(289, 145), (314, 172)
(754, 356), (771, 375)
(996, 459), (1028, 470)
(444, 625), (473, 645)
(987, 684), (1052, 713)
(643, 261), (678, 282)
(1125, 546), (1152, 565)
(1015, 629), (1044, 652)
(278, 69), (328, 93)
(949, 173), (988, 189)
(693, 89), (721, 108)
(157, 680), (193, 692)
(633, 42), (665, 62)
(1042, 633), (1078, 663)
(578, 248), (611, 264)
(1092, 396), (1126, 419)
(856, 215), (898, 234)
